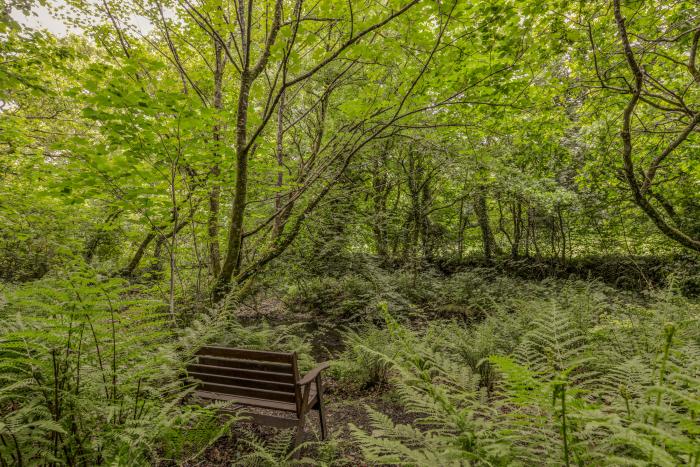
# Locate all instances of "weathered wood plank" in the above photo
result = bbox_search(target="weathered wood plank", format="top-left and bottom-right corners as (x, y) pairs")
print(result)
(187, 363), (295, 383)
(197, 355), (293, 373)
(197, 346), (294, 363)
(217, 408), (298, 428)
(197, 380), (297, 403)
(242, 412), (298, 429)
(194, 390), (298, 412)
(189, 372), (296, 399)
(187, 365), (295, 391)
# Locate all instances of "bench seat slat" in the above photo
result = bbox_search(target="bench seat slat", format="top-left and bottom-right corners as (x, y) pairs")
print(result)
(197, 355), (293, 373)
(194, 389), (317, 412)
(196, 381), (297, 403)
(198, 346), (294, 363)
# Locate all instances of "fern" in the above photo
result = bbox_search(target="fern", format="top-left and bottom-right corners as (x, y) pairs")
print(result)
(349, 284), (700, 466)
(233, 428), (330, 466)
(0, 264), (228, 465)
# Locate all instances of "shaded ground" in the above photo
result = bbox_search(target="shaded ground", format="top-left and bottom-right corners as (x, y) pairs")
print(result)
(184, 380), (414, 466)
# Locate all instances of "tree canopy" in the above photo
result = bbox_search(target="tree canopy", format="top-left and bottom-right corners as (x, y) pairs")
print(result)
(3, 1), (698, 299)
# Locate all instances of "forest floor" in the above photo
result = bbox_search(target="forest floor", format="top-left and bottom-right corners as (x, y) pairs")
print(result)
(189, 386), (413, 466)
(173, 264), (700, 465)
(189, 378), (412, 465)
(185, 298), (414, 466)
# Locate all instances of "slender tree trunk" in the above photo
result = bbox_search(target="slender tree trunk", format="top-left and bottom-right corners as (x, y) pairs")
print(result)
(532, 211), (541, 259)
(420, 172), (433, 261)
(214, 72), (252, 300)
(273, 90), (286, 237)
(389, 182), (402, 259)
(168, 163), (177, 322)
(208, 40), (225, 277)
(457, 197), (466, 261)
(474, 188), (498, 262)
(524, 205), (530, 258)
(208, 167), (222, 275)
(510, 200), (522, 259)
(406, 154), (421, 262)
(371, 149), (390, 262)
(550, 215), (558, 258)
(120, 231), (156, 277)
(557, 207), (566, 264)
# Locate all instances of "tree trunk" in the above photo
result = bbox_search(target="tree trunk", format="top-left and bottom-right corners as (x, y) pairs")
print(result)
(531, 209), (541, 259)
(510, 200), (522, 259)
(557, 207), (566, 264)
(168, 163), (178, 322)
(120, 230), (156, 277)
(208, 40), (225, 277)
(214, 72), (252, 300)
(524, 206), (530, 258)
(457, 197), (466, 261)
(84, 209), (121, 262)
(420, 171), (434, 261)
(613, 0), (700, 253)
(273, 90), (286, 238)
(474, 188), (498, 262)
(371, 148), (390, 263)
(406, 153), (421, 262)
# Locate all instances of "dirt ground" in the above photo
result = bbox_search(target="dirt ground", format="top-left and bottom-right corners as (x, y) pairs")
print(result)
(184, 378), (414, 466)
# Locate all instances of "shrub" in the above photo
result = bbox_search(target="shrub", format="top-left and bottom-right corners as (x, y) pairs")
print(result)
(284, 268), (415, 322)
(332, 324), (395, 390)
(0, 264), (231, 465)
(285, 275), (376, 320)
(214, 318), (316, 373)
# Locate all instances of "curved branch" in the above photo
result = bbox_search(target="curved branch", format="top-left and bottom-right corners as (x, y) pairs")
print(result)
(613, 0), (700, 252)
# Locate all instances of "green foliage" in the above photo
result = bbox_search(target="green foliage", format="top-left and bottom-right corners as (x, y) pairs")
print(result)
(285, 274), (379, 321)
(331, 325), (396, 390)
(350, 283), (700, 466)
(214, 318), (316, 373)
(283, 264), (416, 322)
(3, 0), (700, 465)
(392, 268), (545, 317)
(233, 428), (348, 466)
(233, 429), (331, 466)
(0, 264), (231, 465)
(233, 429), (298, 466)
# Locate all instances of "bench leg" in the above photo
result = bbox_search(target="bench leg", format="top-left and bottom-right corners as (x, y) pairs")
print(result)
(290, 413), (307, 458)
(316, 375), (328, 440)
(318, 407), (328, 440)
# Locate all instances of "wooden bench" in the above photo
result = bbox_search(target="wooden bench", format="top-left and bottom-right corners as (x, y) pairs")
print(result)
(187, 345), (329, 447)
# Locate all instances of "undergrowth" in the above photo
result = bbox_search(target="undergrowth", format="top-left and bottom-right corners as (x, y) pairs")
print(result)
(347, 284), (699, 466)
(2, 263), (698, 466)
(0, 264), (241, 465)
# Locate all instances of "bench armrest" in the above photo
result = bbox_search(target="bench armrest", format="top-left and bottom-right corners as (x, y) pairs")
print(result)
(297, 362), (331, 386)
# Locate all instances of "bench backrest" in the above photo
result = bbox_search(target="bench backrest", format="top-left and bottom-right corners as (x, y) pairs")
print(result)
(187, 346), (303, 413)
